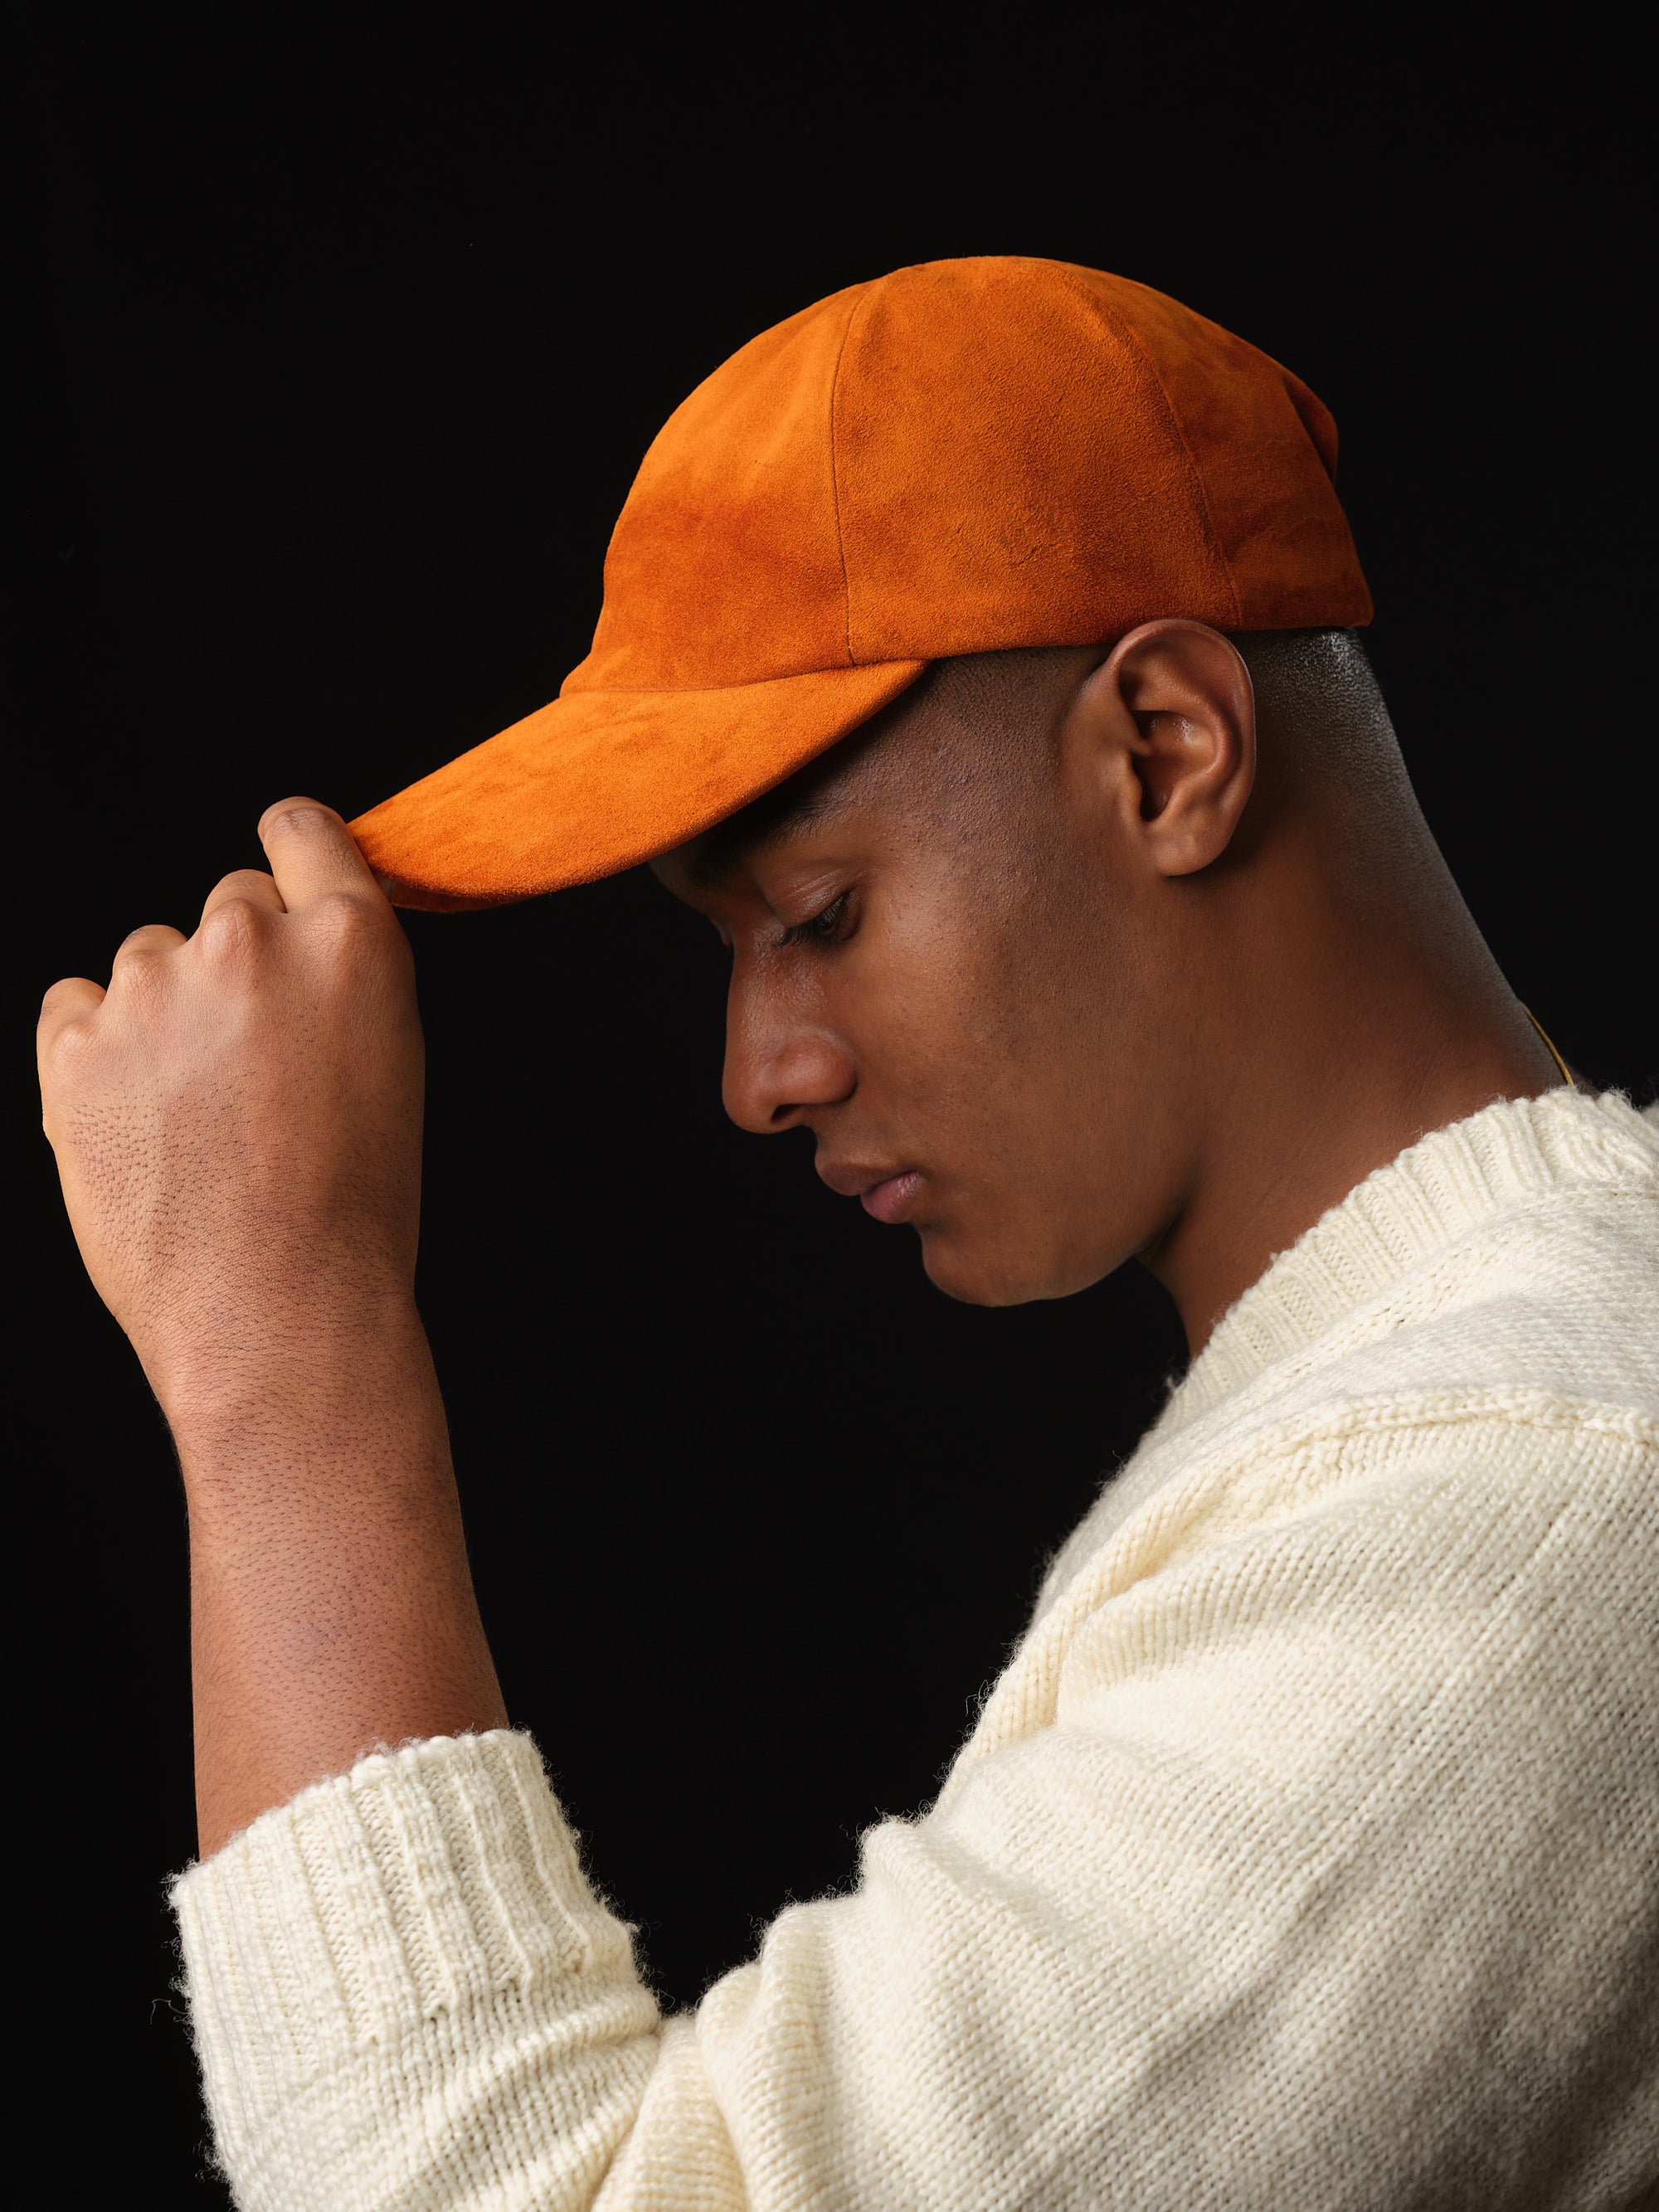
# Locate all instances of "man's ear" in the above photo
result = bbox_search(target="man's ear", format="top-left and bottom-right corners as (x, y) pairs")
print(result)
(1063, 619), (1256, 878)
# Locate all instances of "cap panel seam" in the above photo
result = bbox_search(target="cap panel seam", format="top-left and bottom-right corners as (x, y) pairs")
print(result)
(827, 281), (879, 668)
(1084, 282), (1243, 630)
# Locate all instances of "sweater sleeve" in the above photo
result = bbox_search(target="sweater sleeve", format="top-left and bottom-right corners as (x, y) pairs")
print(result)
(173, 1401), (1659, 2211)
(172, 1732), (662, 2210)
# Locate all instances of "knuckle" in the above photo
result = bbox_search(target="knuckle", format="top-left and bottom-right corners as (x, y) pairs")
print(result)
(199, 897), (266, 960)
(40, 1012), (95, 1082)
(114, 941), (173, 1003)
(312, 889), (382, 950)
(41, 1005), (85, 1053)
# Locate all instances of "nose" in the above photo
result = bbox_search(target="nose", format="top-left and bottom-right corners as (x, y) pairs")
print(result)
(722, 974), (856, 1134)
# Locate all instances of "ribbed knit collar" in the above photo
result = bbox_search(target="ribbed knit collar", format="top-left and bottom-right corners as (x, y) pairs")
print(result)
(1157, 1087), (1655, 1441)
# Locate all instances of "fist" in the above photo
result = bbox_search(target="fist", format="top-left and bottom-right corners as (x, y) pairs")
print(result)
(37, 801), (425, 1420)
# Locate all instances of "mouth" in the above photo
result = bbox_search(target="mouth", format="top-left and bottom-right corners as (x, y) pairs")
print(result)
(817, 1159), (924, 1224)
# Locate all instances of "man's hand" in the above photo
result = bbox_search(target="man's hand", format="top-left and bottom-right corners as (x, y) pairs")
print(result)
(40, 801), (506, 1855)
(39, 801), (423, 1422)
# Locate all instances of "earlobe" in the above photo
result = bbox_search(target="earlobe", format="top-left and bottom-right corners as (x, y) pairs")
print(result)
(1105, 620), (1257, 878)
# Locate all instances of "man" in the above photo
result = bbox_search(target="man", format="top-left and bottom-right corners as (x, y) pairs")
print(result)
(38, 260), (1658, 2207)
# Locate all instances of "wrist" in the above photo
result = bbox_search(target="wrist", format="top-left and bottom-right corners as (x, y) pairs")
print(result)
(157, 1287), (439, 1482)
(172, 1286), (504, 1855)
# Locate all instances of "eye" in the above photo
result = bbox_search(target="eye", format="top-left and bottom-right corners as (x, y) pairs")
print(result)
(779, 892), (850, 949)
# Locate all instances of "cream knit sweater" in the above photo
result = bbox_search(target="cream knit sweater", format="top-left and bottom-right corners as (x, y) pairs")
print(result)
(174, 1088), (1659, 2210)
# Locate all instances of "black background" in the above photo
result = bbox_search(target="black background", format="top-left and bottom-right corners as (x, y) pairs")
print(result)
(5, 8), (1652, 2199)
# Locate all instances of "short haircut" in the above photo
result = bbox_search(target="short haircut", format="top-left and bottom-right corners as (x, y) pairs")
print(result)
(684, 627), (1400, 882)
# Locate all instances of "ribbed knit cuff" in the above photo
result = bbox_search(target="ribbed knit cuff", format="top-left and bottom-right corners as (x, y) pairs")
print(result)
(173, 1732), (659, 2210)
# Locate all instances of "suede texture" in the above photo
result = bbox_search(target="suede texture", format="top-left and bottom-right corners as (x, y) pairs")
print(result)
(353, 257), (1372, 907)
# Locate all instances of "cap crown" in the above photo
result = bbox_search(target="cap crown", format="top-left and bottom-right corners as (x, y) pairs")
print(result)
(353, 258), (1373, 908)
(567, 256), (1370, 698)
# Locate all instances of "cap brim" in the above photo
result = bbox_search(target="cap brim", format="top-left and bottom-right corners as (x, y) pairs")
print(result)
(348, 660), (929, 910)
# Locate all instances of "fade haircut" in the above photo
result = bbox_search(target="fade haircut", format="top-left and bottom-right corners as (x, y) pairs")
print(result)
(687, 628), (1410, 882)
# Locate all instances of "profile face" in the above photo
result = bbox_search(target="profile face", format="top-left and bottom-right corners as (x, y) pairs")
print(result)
(652, 669), (1185, 1309)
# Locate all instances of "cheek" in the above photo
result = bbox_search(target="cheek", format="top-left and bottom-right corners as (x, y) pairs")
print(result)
(857, 890), (1095, 1150)
(850, 921), (1010, 1110)
(841, 866), (1168, 1301)
(919, 908), (1153, 1228)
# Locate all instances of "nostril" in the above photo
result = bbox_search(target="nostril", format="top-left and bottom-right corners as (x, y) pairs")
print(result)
(722, 1027), (856, 1135)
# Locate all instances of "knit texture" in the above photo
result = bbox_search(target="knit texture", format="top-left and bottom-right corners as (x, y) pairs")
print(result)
(174, 1088), (1659, 2208)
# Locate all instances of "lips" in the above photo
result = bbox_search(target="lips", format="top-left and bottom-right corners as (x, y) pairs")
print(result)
(815, 1158), (923, 1223)
(860, 1169), (922, 1224)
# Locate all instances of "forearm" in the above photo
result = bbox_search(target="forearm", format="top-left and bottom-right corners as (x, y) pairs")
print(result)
(175, 1296), (506, 1856)
(36, 802), (508, 1855)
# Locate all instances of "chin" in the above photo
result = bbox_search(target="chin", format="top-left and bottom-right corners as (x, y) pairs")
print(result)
(918, 1218), (1124, 1308)
(917, 1226), (1063, 1308)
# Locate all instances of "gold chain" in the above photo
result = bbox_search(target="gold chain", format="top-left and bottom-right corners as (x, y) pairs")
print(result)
(1521, 1004), (1575, 1090)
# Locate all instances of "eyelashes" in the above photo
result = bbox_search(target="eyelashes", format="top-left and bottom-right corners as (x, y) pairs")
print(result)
(779, 892), (850, 950)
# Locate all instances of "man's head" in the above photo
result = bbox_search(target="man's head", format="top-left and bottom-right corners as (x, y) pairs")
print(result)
(348, 259), (1559, 1338)
(653, 620), (1484, 1320)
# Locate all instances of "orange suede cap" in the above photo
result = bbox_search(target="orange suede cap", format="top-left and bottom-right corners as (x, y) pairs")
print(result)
(353, 256), (1372, 907)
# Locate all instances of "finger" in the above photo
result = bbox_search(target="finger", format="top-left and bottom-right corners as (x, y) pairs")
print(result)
(110, 922), (187, 971)
(201, 868), (285, 928)
(39, 975), (106, 1036)
(257, 798), (382, 911)
(37, 975), (106, 1090)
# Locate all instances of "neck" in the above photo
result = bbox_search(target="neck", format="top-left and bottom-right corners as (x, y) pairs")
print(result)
(1141, 824), (1563, 1354)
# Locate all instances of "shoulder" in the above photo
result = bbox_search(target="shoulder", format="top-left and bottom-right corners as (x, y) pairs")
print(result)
(1039, 1091), (1659, 1616)
(1187, 1087), (1658, 1439)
